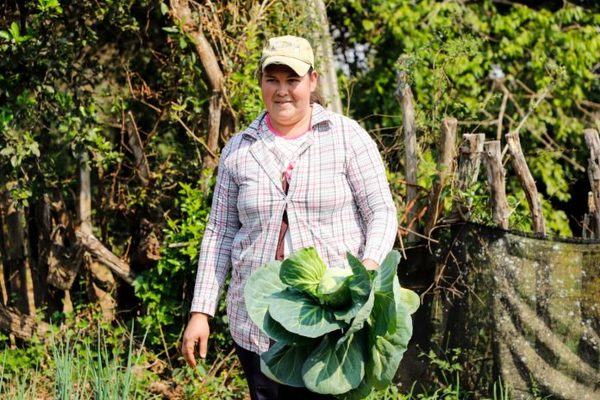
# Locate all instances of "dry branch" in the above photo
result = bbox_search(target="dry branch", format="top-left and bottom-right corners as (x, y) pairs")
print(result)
(126, 111), (152, 186)
(483, 140), (509, 229)
(506, 132), (546, 235)
(76, 228), (135, 284)
(0, 303), (50, 341)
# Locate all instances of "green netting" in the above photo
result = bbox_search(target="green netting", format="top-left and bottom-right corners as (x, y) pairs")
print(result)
(399, 223), (600, 399)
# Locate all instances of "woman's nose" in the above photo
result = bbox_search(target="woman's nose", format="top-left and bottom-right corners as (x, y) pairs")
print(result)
(276, 86), (287, 96)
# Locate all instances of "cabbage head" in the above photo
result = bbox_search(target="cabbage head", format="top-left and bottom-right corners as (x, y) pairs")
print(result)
(244, 248), (419, 398)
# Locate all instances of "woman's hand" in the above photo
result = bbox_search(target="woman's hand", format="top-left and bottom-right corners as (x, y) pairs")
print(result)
(181, 312), (211, 367)
(362, 258), (379, 270)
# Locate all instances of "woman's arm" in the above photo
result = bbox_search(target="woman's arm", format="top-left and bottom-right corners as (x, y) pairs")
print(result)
(183, 141), (241, 365)
(346, 122), (398, 266)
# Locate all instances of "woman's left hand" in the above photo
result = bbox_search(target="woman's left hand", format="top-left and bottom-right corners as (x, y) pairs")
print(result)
(362, 258), (379, 270)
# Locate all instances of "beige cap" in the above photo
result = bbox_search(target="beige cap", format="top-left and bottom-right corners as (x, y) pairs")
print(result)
(260, 35), (314, 76)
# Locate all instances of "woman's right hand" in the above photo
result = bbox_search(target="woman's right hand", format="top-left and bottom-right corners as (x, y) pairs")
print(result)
(181, 312), (210, 367)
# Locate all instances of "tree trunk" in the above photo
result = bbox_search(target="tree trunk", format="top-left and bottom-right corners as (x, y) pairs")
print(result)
(78, 149), (92, 236)
(308, 0), (343, 113)
(0, 197), (9, 305)
(1, 188), (35, 315)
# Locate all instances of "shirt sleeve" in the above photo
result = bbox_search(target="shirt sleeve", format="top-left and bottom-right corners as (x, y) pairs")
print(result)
(190, 140), (241, 316)
(345, 121), (398, 265)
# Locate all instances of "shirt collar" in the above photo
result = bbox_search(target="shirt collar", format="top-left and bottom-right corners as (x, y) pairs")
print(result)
(243, 104), (332, 139)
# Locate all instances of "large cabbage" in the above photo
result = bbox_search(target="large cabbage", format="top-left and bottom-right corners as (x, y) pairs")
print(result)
(244, 247), (419, 398)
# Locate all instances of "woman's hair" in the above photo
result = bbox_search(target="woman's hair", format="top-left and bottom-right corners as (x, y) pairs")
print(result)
(257, 66), (323, 105)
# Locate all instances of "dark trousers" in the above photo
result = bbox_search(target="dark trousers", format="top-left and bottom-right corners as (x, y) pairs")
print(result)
(234, 342), (336, 400)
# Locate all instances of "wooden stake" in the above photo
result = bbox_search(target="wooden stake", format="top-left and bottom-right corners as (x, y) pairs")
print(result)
(483, 140), (509, 229)
(584, 129), (600, 237)
(395, 68), (418, 242)
(448, 134), (485, 222)
(505, 132), (546, 235)
(424, 118), (457, 235)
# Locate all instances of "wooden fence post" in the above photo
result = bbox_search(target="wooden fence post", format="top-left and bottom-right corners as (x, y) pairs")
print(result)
(583, 128), (600, 237)
(395, 67), (418, 242)
(483, 140), (510, 229)
(505, 132), (546, 235)
(424, 117), (457, 236)
(448, 134), (485, 222)
(582, 192), (595, 239)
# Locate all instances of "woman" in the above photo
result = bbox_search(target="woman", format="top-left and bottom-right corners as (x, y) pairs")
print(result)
(181, 35), (398, 399)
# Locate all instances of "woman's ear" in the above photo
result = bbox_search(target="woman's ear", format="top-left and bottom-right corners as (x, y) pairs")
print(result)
(309, 70), (319, 92)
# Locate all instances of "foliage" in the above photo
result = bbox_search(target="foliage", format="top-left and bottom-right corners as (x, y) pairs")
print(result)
(329, 0), (600, 236)
(133, 175), (221, 353)
(245, 248), (419, 397)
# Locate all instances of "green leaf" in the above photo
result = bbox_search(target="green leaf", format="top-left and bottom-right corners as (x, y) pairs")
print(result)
(366, 280), (413, 389)
(262, 312), (312, 345)
(160, 2), (169, 15)
(342, 289), (375, 338)
(268, 289), (344, 338)
(244, 261), (287, 331)
(260, 341), (314, 387)
(9, 22), (20, 40)
(302, 331), (366, 395)
(399, 287), (420, 315)
(362, 19), (375, 31)
(333, 253), (375, 323)
(371, 251), (401, 336)
(280, 247), (327, 297)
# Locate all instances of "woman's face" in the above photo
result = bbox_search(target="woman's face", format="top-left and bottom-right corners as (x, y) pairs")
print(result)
(260, 64), (318, 132)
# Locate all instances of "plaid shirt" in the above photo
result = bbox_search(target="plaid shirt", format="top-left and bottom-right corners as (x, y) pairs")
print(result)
(190, 104), (398, 353)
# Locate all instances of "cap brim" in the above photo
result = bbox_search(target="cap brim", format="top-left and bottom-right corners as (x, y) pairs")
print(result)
(262, 56), (311, 76)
